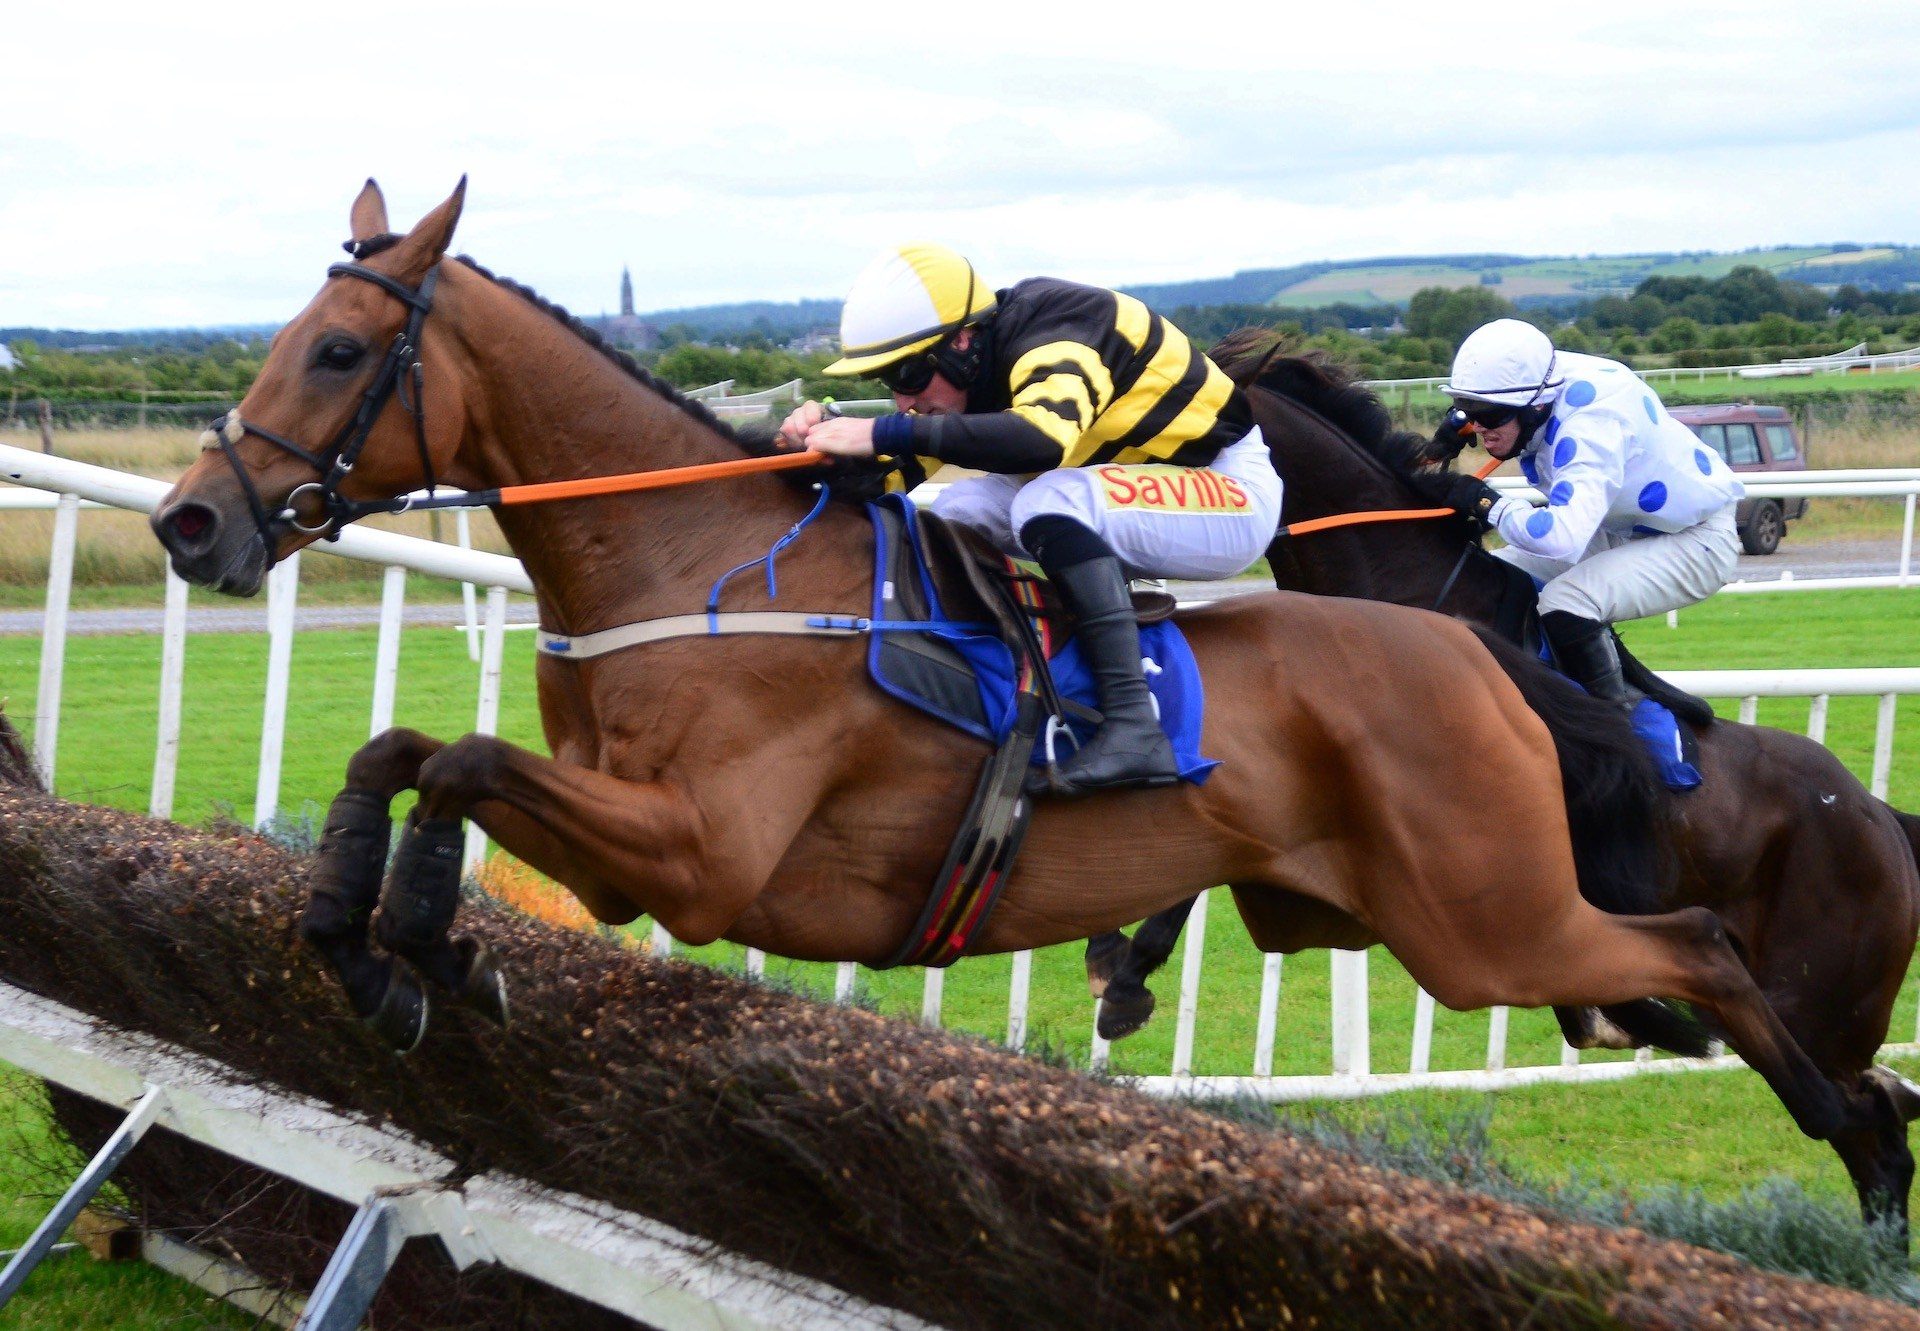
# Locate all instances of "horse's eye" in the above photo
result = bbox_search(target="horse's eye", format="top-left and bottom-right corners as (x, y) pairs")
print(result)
(319, 340), (364, 371)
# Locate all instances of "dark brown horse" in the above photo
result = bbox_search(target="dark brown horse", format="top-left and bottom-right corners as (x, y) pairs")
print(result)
(151, 180), (1879, 1160)
(1088, 340), (1920, 1237)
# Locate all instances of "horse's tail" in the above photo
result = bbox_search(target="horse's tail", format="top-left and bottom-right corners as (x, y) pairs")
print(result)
(1467, 627), (1712, 1058)
(1466, 626), (1673, 916)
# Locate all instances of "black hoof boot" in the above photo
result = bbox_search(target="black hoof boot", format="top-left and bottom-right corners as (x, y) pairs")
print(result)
(368, 956), (429, 1053)
(1085, 932), (1129, 999)
(374, 815), (465, 953)
(452, 936), (510, 1030)
(302, 789), (393, 952)
(1097, 981), (1157, 1041)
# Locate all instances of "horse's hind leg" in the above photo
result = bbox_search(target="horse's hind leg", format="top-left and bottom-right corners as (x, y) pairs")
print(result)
(1831, 1071), (1916, 1250)
(301, 728), (446, 1048)
(1088, 898), (1197, 1041)
(1488, 905), (1865, 1142)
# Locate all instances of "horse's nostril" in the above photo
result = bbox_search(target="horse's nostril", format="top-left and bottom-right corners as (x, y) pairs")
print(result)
(173, 508), (210, 540)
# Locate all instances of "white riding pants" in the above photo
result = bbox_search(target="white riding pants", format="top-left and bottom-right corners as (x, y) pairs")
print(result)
(928, 429), (1284, 580)
(1494, 502), (1740, 624)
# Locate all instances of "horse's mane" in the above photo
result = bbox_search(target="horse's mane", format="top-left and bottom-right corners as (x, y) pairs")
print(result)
(449, 252), (889, 502)
(1209, 329), (1437, 482)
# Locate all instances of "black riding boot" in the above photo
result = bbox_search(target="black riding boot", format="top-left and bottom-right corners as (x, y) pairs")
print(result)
(1541, 610), (1631, 704)
(1022, 516), (1179, 796)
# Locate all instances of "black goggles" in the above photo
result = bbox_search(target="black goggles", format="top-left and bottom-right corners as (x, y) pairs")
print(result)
(877, 348), (942, 396)
(1456, 401), (1521, 429)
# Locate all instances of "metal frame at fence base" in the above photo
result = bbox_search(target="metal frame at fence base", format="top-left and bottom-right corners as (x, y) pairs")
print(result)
(0, 981), (942, 1331)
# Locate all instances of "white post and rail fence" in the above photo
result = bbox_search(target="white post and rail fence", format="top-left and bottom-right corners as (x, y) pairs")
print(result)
(0, 440), (1917, 1316)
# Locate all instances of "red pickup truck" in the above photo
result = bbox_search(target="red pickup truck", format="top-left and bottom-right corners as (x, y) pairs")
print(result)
(1666, 404), (1809, 555)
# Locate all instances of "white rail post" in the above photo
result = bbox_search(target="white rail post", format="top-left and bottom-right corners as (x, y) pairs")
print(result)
(1870, 693), (1897, 801)
(1807, 695), (1830, 745)
(462, 586), (508, 873)
(834, 962), (857, 1003)
(254, 551), (301, 828)
(369, 566), (406, 737)
(456, 509), (481, 662)
(1252, 953), (1283, 1078)
(1329, 949), (1370, 1078)
(1901, 494), (1915, 587)
(150, 568), (189, 819)
(1738, 695), (1758, 727)
(32, 492), (80, 788)
(1089, 1011), (1110, 1072)
(1007, 951), (1033, 1050)
(919, 966), (943, 1025)
(1485, 1006), (1510, 1073)
(1170, 890), (1211, 1079)
(745, 947), (765, 978)
(1410, 988), (1436, 1074)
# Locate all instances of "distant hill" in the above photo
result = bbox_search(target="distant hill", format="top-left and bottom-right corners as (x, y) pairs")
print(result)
(0, 325), (277, 352)
(636, 299), (842, 342)
(1129, 245), (1920, 312)
(625, 244), (1918, 343)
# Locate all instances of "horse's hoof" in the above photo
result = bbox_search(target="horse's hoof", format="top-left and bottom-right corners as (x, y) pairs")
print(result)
(368, 958), (429, 1053)
(454, 937), (510, 1030)
(1085, 934), (1128, 999)
(1097, 986), (1156, 1042)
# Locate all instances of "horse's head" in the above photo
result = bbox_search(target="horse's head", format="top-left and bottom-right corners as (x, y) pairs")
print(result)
(153, 178), (471, 595)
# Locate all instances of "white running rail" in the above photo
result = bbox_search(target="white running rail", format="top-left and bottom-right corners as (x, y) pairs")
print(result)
(2, 441), (1915, 1103)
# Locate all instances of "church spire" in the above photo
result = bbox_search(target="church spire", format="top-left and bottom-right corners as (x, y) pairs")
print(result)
(620, 266), (634, 318)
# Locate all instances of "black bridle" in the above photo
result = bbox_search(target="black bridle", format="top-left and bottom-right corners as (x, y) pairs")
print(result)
(204, 258), (441, 547)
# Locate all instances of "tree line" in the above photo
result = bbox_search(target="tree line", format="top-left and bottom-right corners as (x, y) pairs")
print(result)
(7, 265), (1919, 408)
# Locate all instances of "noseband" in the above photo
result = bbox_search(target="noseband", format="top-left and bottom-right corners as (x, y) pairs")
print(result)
(202, 257), (441, 546)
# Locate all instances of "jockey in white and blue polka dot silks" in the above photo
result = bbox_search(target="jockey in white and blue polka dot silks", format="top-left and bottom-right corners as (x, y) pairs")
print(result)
(1415, 319), (1744, 705)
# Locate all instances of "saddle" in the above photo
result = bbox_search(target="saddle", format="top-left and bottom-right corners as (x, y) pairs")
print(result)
(867, 497), (1210, 969)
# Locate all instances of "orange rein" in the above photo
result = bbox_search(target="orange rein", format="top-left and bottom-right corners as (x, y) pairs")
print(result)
(1278, 455), (1501, 538)
(489, 450), (826, 506)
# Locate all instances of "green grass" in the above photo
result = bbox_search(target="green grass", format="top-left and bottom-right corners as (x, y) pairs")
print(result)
(0, 1074), (250, 1329)
(2, 586), (1919, 1316)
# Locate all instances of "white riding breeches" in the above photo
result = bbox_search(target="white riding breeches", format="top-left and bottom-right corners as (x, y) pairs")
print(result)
(1494, 502), (1740, 623)
(928, 429), (1285, 580)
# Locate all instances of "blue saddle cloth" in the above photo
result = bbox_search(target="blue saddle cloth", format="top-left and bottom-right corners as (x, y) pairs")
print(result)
(1630, 697), (1703, 792)
(864, 496), (1218, 784)
(1537, 639), (1701, 792)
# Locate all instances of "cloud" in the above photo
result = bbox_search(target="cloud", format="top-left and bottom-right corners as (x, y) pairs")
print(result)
(4, 0), (1918, 327)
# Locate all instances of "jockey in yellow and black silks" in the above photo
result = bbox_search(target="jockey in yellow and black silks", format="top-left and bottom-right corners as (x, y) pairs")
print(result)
(779, 243), (1283, 796)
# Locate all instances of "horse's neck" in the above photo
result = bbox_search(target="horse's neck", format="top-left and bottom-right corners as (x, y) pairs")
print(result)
(1267, 396), (1502, 617)
(451, 280), (868, 633)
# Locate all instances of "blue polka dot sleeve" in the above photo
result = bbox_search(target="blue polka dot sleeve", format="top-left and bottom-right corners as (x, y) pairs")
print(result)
(1492, 414), (1625, 560)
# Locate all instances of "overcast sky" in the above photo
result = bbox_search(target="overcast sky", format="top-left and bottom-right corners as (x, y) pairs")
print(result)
(6, 0), (1920, 330)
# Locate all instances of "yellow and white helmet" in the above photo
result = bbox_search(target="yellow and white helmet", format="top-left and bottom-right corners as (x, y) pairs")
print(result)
(824, 243), (997, 377)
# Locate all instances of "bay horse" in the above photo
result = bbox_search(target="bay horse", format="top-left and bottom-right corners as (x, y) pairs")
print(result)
(150, 180), (1876, 1159)
(1089, 339), (1920, 1237)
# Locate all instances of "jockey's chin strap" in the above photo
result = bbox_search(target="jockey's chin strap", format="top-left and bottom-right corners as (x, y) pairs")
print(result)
(201, 261), (441, 547)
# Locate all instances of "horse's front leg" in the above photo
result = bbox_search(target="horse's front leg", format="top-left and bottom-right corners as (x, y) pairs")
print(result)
(300, 728), (447, 1049)
(355, 730), (816, 1049)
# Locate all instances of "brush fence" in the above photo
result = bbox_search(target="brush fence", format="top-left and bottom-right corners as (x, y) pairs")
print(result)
(3, 440), (1918, 1102)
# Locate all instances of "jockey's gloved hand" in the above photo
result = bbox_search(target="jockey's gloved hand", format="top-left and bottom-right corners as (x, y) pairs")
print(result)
(1430, 408), (1477, 461)
(1408, 469), (1502, 529)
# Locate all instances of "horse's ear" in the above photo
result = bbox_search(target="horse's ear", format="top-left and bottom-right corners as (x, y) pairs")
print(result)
(383, 177), (467, 285)
(349, 179), (389, 241)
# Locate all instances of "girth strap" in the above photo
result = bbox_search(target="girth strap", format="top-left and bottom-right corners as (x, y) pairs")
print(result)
(536, 612), (871, 659)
